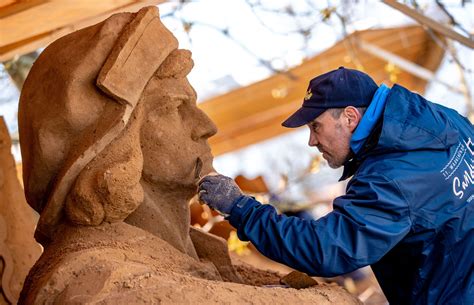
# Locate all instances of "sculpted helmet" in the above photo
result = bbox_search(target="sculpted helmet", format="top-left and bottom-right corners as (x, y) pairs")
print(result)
(19, 6), (183, 243)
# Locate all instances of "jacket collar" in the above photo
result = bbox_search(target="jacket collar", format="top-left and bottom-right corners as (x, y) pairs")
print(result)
(339, 117), (384, 181)
(350, 84), (390, 154)
(339, 84), (389, 181)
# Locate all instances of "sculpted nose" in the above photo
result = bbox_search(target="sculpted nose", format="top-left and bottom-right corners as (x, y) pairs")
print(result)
(192, 108), (218, 141)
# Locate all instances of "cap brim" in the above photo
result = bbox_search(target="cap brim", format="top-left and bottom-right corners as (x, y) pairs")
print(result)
(281, 107), (326, 128)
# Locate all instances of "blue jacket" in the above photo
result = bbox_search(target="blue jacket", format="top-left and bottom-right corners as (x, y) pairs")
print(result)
(227, 85), (474, 305)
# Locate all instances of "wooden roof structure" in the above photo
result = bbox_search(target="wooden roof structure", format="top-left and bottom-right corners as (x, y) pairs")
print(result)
(0, 0), (165, 61)
(199, 25), (445, 156)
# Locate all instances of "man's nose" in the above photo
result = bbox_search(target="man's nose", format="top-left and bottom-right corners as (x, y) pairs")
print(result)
(192, 108), (218, 141)
(308, 131), (318, 147)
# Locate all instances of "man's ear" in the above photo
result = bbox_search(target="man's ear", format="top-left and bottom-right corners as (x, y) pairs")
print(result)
(343, 106), (362, 132)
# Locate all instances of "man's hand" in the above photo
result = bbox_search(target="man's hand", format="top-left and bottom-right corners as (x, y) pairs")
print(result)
(198, 174), (243, 216)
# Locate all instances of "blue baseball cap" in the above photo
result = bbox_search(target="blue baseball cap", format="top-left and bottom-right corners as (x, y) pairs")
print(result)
(282, 66), (378, 128)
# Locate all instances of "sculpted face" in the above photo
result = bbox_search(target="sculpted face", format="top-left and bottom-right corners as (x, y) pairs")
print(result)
(140, 59), (217, 190)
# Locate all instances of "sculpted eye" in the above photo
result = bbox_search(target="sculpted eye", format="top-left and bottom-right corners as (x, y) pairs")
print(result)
(151, 96), (183, 114)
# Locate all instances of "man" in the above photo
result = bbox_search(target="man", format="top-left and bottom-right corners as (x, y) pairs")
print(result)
(198, 67), (473, 304)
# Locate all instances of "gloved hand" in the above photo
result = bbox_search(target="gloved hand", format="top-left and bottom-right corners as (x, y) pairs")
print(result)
(198, 174), (243, 216)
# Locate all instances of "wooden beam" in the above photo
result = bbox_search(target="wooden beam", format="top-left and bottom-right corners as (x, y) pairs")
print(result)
(382, 0), (474, 49)
(199, 26), (445, 156)
(0, 0), (47, 18)
(0, 0), (165, 61)
(0, 0), (16, 7)
(357, 39), (461, 94)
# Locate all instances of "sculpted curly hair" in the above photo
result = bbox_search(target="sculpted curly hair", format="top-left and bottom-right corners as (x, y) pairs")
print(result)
(65, 104), (144, 226)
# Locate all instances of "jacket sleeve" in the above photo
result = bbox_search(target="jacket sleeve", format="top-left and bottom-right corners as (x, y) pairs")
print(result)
(226, 174), (412, 277)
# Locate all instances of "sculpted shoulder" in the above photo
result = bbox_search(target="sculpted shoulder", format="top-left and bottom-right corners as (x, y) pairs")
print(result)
(20, 222), (222, 304)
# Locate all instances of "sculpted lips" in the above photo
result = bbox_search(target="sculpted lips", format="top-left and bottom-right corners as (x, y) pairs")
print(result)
(194, 147), (214, 182)
(194, 157), (203, 180)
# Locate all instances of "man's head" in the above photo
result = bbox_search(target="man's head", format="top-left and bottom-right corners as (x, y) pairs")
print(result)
(282, 66), (377, 167)
(307, 107), (365, 168)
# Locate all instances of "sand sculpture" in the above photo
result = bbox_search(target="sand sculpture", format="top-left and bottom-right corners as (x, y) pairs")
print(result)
(0, 117), (42, 304)
(18, 6), (361, 304)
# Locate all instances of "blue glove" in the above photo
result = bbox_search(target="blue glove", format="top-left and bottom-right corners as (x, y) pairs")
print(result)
(198, 174), (243, 216)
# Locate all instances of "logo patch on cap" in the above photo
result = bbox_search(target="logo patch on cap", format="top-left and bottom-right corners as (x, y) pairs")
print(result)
(304, 89), (312, 101)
